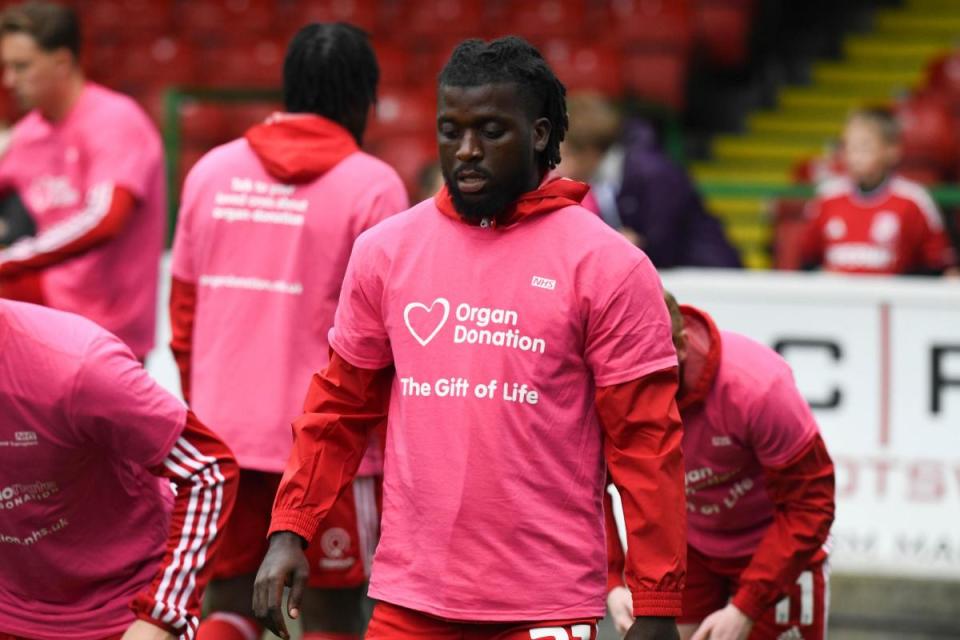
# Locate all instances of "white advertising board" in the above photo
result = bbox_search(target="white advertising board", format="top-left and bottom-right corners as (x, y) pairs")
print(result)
(662, 270), (960, 578)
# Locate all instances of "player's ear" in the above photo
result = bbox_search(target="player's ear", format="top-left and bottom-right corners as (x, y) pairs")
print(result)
(532, 117), (551, 153)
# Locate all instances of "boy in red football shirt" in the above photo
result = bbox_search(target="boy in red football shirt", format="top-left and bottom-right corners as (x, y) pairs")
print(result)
(800, 107), (955, 275)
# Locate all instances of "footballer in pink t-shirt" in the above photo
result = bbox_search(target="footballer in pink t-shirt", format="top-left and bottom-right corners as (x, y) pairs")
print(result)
(254, 37), (686, 640)
(606, 295), (836, 640)
(0, 299), (238, 640)
(169, 23), (408, 640)
(0, 4), (165, 359)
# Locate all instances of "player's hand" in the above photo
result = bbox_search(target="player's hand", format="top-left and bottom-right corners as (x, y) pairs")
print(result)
(252, 531), (310, 640)
(624, 616), (679, 640)
(120, 619), (176, 640)
(690, 604), (753, 640)
(607, 586), (636, 635)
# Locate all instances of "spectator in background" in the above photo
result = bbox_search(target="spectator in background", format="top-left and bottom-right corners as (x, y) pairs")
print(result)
(800, 107), (956, 275)
(558, 92), (741, 269)
(0, 1), (165, 360)
(170, 22), (408, 640)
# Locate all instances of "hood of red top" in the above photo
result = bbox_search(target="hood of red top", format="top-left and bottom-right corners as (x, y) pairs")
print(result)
(244, 113), (358, 183)
(677, 304), (722, 411)
(434, 176), (591, 227)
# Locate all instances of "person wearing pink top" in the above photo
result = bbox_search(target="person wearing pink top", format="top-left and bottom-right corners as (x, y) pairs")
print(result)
(253, 37), (686, 640)
(0, 299), (238, 640)
(0, 2), (166, 360)
(606, 294), (836, 640)
(169, 22), (408, 640)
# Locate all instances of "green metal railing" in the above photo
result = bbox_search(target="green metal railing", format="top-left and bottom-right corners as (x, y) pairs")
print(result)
(698, 182), (960, 206)
(162, 87), (281, 241)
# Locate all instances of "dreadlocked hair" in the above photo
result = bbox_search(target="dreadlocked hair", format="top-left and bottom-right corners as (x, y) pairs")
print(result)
(438, 36), (568, 171)
(283, 22), (378, 141)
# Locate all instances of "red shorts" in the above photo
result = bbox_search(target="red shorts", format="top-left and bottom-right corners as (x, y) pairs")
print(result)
(366, 602), (599, 640)
(680, 545), (829, 640)
(210, 469), (381, 588)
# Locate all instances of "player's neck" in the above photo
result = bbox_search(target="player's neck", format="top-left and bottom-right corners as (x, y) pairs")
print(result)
(40, 72), (86, 123)
(855, 173), (890, 196)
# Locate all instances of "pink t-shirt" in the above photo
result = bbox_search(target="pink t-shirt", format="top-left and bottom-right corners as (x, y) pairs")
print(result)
(329, 199), (676, 620)
(0, 83), (166, 358)
(171, 141), (407, 474)
(683, 324), (819, 558)
(0, 300), (185, 640)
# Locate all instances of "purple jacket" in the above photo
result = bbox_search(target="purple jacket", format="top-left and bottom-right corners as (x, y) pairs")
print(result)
(607, 121), (741, 269)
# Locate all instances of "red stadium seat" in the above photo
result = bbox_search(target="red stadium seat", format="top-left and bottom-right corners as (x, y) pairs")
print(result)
(199, 39), (285, 88)
(924, 50), (960, 112)
(542, 41), (622, 95)
(603, 0), (693, 50)
(107, 37), (201, 89)
(496, 0), (589, 41)
(82, 0), (174, 37)
(695, 0), (755, 69)
(366, 134), (437, 198)
(177, 0), (276, 38)
(284, 0), (382, 35)
(367, 89), (436, 138)
(179, 100), (231, 147)
(374, 42), (415, 88)
(396, 0), (489, 42)
(896, 93), (960, 178)
(221, 102), (281, 140)
(771, 198), (809, 270)
(622, 49), (688, 110)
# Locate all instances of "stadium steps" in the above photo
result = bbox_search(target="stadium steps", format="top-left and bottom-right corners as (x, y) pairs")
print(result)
(693, 0), (960, 269)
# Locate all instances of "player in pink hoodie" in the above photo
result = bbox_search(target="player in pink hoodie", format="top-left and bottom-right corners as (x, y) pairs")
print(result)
(169, 23), (408, 640)
(606, 293), (835, 640)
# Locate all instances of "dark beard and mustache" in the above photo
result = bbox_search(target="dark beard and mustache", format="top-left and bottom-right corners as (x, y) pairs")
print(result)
(442, 164), (537, 223)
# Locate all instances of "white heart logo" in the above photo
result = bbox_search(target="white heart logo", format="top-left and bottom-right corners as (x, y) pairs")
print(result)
(403, 298), (450, 347)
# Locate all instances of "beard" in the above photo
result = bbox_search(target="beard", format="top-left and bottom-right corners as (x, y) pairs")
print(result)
(442, 164), (537, 223)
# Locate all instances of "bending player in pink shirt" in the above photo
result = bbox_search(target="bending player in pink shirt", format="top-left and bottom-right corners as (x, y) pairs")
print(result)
(0, 300), (238, 640)
(607, 293), (836, 640)
(170, 22), (408, 640)
(0, 2), (166, 359)
(253, 36), (686, 640)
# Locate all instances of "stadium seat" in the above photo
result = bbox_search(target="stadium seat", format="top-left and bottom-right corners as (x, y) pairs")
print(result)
(395, 0), (489, 42)
(373, 42), (415, 88)
(622, 49), (688, 110)
(284, 0), (382, 35)
(603, 0), (693, 50)
(694, 0), (755, 69)
(177, 0), (276, 38)
(367, 89), (436, 138)
(111, 37), (200, 88)
(896, 93), (960, 178)
(179, 100), (231, 147)
(222, 102), (281, 140)
(771, 197), (809, 270)
(82, 0), (174, 37)
(924, 50), (960, 112)
(199, 39), (284, 88)
(366, 133), (437, 198)
(496, 0), (589, 41)
(542, 41), (623, 95)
